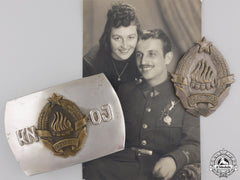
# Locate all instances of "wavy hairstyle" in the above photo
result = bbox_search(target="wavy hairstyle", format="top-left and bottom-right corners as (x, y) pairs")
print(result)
(99, 3), (141, 54)
(140, 29), (172, 57)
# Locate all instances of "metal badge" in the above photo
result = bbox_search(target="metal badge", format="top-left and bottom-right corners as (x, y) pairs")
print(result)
(37, 93), (88, 158)
(5, 74), (125, 175)
(172, 37), (234, 117)
(161, 100), (179, 126)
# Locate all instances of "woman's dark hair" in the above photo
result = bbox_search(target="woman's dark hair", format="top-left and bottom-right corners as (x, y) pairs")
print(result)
(99, 3), (141, 54)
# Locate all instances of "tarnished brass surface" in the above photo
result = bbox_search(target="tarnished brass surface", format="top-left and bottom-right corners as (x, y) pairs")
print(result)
(172, 37), (234, 117)
(37, 93), (87, 158)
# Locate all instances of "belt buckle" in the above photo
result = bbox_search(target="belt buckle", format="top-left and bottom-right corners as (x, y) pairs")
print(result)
(5, 74), (125, 175)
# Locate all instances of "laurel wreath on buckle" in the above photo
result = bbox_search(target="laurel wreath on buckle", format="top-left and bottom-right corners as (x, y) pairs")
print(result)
(37, 93), (88, 158)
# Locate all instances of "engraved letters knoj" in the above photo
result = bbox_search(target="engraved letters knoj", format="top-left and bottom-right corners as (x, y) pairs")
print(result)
(16, 93), (113, 158)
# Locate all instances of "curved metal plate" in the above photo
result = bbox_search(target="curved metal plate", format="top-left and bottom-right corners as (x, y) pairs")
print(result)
(5, 73), (125, 175)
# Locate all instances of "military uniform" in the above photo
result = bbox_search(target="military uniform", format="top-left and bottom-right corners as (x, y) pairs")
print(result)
(83, 75), (200, 180)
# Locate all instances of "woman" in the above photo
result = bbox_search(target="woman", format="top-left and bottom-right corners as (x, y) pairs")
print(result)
(83, 3), (141, 90)
(83, 3), (142, 179)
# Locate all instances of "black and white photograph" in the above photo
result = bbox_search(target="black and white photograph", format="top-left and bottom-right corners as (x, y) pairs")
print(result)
(2, 0), (240, 180)
(83, 0), (201, 179)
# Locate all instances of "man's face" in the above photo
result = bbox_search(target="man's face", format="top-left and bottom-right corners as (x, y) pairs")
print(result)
(110, 25), (138, 61)
(136, 39), (170, 81)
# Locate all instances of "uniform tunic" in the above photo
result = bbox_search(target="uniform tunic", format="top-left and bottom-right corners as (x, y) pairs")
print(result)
(118, 76), (200, 172)
(83, 46), (140, 90)
(83, 76), (200, 180)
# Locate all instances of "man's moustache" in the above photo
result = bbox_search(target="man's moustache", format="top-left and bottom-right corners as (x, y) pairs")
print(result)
(139, 64), (154, 68)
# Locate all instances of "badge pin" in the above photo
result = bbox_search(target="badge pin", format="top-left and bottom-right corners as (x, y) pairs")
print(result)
(5, 74), (125, 175)
(161, 100), (179, 126)
(172, 37), (234, 117)
(163, 115), (172, 126)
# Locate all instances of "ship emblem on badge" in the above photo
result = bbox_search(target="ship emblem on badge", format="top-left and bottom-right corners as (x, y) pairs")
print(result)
(37, 93), (88, 158)
(172, 37), (235, 117)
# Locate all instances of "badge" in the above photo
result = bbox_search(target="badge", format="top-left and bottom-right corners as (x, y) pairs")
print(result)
(163, 115), (172, 126)
(161, 100), (179, 126)
(5, 74), (125, 175)
(172, 37), (234, 117)
(36, 93), (88, 158)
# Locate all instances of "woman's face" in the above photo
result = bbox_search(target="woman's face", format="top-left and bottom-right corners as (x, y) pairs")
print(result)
(110, 25), (138, 61)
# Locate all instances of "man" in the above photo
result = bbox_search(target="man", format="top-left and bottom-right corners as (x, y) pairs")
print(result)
(83, 29), (200, 180)
(117, 29), (200, 179)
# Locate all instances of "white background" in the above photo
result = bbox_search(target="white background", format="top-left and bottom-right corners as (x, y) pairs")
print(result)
(0, 0), (239, 179)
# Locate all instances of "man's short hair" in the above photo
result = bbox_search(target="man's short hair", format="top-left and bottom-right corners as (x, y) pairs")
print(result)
(140, 29), (171, 57)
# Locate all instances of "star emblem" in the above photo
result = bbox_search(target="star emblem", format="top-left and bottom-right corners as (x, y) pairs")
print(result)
(48, 93), (63, 106)
(197, 37), (212, 54)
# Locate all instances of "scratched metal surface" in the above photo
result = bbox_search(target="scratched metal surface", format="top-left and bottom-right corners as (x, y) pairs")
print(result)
(5, 74), (125, 176)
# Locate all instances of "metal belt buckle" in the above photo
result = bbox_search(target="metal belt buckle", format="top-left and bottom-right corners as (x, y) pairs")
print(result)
(4, 74), (125, 176)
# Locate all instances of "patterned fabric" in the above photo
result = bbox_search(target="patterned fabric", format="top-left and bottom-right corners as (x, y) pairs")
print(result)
(174, 163), (201, 180)
(156, 0), (201, 54)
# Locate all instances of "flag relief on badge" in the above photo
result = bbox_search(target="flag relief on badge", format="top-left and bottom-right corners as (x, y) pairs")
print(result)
(5, 74), (125, 176)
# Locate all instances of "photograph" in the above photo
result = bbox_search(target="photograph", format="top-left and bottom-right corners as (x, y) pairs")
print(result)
(1, 0), (240, 180)
(83, 0), (201, 179)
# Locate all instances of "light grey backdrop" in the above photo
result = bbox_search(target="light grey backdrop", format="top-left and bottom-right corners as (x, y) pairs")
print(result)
(202, 0), (240, 179)
(0, 0), (240, 179)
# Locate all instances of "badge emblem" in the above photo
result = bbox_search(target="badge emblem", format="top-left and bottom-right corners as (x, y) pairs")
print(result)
(172, 37), (234, 117)
(161, 100), (179, 126)
(163, 115), (172, 126)
(15, 93), (114, 158)
(37, 93), (87, 158)
(210, 149), (237, 177)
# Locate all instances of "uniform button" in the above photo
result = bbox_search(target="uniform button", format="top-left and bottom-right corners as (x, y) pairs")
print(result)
(146, 107), (151, 112)
(141, 140), (147, 146)
(142, 124), (148, 129)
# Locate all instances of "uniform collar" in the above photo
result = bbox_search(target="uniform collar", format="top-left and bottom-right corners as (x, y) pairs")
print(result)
(138, 74), (173, 98)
